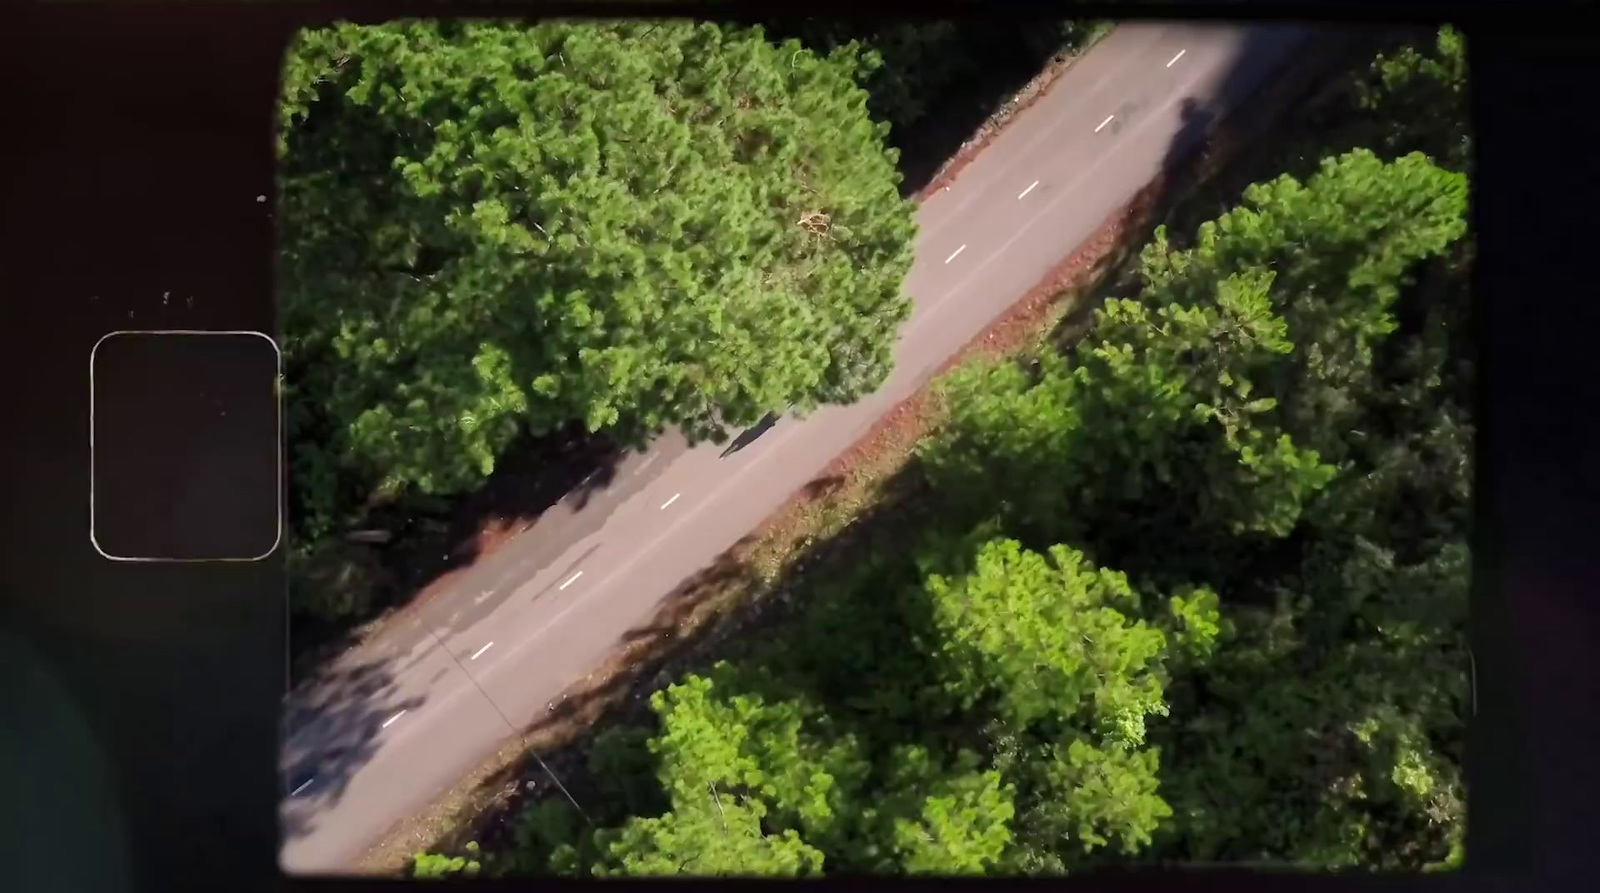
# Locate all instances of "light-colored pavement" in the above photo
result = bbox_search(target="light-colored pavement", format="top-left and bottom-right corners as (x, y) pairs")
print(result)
(279, 21), (1315, 875)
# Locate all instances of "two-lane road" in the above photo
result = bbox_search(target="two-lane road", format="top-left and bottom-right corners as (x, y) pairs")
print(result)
(280, 21), (1316, 874)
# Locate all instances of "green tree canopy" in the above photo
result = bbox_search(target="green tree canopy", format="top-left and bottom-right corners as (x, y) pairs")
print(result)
(645, 666), (870, 844)
(1138, 149), (1468, 454)
(917, 537), (1174, 740)
(922, 149), (1466, 582)
(923, 271), (1335, 578)
(591, 792), (826, 877)
(277, 20), (917, 536)
(863, 746), (1016, 875)
(1357, 26), (1470, 171)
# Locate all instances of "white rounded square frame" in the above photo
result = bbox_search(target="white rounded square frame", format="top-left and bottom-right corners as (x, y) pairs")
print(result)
(89, 329), (283, 562)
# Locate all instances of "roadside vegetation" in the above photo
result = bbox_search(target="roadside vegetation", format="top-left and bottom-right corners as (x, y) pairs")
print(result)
(276, 18), (1102, 663)
(399, 25), (1472, 877)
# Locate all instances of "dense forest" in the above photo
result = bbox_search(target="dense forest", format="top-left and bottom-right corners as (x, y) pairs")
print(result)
(403, 25), (1473, 877)
(276, 18), (1097, 635)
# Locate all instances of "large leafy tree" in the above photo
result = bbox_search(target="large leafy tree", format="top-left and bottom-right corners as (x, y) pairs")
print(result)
(923, 271), (1336, 584)
(1137, 149), (1468, 458)
(1155, 539), (1469, 869)
(917, 537), (1174, 740)
(922, 149), (1465, 582)
(277, 20), (917, 537)
(591, 792), (826, 877)
(585, 664), (1018, 876)
(997, 735), (1172, 873)
(859, 746), (1016, 875)
(643, 666), (871, 846)
(910, 536), (1204, 873)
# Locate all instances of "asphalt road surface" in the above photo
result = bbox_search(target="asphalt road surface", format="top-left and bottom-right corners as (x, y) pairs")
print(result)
(280, 21), (1315, 875)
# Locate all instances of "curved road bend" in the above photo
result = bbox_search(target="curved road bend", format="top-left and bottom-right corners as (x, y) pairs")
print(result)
(280, 21), (1316, 874)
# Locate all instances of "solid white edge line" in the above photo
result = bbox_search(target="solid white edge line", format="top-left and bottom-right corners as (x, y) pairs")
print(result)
(1017, 180), (1040, 200)
(660, 493), (681, 510)
(471, 641), (494, 660)
(944, 244), (967, 264)
(1167, 48), (1187, 68)
(381, 710), (407, 729)
(1095, 114), (1115, 133)
(559, 570), (584, 590)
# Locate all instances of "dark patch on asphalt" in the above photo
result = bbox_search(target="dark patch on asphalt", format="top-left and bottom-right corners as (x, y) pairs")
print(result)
(720, 411), (782, 458)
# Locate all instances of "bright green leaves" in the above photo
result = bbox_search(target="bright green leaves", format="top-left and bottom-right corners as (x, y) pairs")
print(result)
(919, 538), (1169, 738)
(921, 275), (1334, 572)
(1140, 149), (1468, 464)
(557, 535), (1193, 877)
(592, 793), (826, 877)
(410, 842), (481, 879)
(647, 666), (870, 844)
(1073, 279), (1335, 541)
(277, 20), (916, 537)
(1038, 738), (1172, 857)
(580, 668), (858, 877)
(909, 538), (1179, 870)
(913, 147), (1468, 872)
(868, 747), (1016, 875)
(922, 149), (1466, 585)
(1162, 586), (1224, 663)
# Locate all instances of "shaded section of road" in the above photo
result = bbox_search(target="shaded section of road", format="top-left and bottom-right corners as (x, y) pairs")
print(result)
(280, 21), (1325, 874)
(763, 18), (1105, 198)
(720, 411), (781, 458)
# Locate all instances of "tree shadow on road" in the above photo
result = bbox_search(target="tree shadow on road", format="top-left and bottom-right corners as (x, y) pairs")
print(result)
(420, 455), (944, 860)
(763, 17), (1095, 199)
(720, 411), (781, 458)
(289, 423), (626, 681)
(279, 655), (426, 844)
(1049, 24), (1388, 356)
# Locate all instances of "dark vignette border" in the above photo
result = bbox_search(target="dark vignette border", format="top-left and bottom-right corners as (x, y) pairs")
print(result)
(0, 1), (1593, 892)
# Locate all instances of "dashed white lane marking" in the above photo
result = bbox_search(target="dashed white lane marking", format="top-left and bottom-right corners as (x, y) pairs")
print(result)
(1017, 180), (1040, 200)
(559, 570), (584, 590)
(1095, 114), (1116, 133)
(473, 589), (493, 605)
(660, 493), (681, 510)
(633, 453), (659, 476)
(381, 710), (407, 729)
(944, 244), (967, 264)
(471, 641), (494, 660)
(1167, 49), (1187, 68)
(290, 778), (314, 796)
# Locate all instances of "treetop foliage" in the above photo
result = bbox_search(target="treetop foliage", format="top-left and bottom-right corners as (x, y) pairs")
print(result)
(278, 20), (917, 544)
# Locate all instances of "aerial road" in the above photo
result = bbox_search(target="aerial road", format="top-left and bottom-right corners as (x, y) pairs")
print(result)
(280, 20), (1315, 874)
